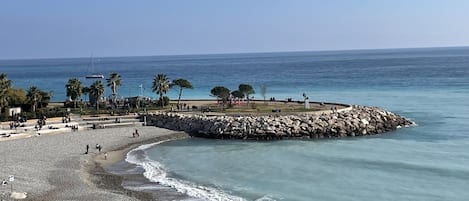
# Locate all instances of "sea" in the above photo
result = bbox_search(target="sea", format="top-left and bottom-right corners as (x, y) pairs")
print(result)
(1, 47), (469, 200)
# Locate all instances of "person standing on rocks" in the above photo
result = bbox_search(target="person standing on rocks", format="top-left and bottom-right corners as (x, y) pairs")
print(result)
(85, 144), (89, 154)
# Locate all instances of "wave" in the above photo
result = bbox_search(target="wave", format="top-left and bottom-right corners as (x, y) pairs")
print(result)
(255, 195), (279, 201)
(126, 140), (247, 201)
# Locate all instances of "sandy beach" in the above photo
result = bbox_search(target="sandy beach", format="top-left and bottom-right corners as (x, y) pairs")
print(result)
(0, 124), (189, 200)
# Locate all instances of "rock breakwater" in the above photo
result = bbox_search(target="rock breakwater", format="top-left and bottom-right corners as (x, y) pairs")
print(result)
(145, 105), (413, 140)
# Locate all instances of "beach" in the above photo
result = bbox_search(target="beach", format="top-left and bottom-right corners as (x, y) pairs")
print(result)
(0, 124), (189, 200)
(1, 48), (469, 200)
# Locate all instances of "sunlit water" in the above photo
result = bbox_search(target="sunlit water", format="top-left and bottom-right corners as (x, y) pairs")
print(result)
(2, 47), (469, 200)
(128, 88), (469, 201)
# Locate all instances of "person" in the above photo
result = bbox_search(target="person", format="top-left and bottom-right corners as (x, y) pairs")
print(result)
(135, 129), (139, 137)
(98, 145), (102, 153)
(104, 152), (108, 160)
(85, 144), (89, 154)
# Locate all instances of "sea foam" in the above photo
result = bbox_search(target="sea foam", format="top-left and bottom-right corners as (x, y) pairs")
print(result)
(126, 141), (247, 201)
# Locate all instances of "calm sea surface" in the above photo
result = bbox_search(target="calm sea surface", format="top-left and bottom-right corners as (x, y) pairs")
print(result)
(2, 47), (469, 200)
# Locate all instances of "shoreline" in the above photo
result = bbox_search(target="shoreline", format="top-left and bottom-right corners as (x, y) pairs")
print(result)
(88, 132), (191, 201)
(0, 101), (413, 200)
(0, 124), (191, 201)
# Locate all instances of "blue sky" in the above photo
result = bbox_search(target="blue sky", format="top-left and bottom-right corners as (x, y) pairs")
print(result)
(1, 0), (468, 59)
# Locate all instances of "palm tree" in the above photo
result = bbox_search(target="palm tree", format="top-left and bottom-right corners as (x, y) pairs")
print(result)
(66, 78), (83, 108)
(89, 80), (105, 110)
(27, 86), (42, 112)
(152, 74), (171, 107)
(39, 90), (52, 109)
(0, 73), (12, 112)
(106, 72), (122, 104)
(171, 78), (193, 106)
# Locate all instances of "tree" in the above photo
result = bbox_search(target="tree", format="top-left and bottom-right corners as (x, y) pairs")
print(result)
(26, 86), (51, 112)
(260, 84), (267, 103)
(66, 78), (83, 108)
(238, 84), (255, 106)
(106, 72), (122, 104)
(39, 90), (52, 109)
(89, 80), (105, 110)
(231, 90), (244, 104)
(171, 78), (193, 106)
(6, 88), (26, 106)
(0, 73), (12, 112)
(152, 74), (171, 107)
(211, 86), (230, 108)
(82, 86), (90, 103)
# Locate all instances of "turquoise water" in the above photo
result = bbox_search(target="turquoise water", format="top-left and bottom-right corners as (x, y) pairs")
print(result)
(2, 47), (469, 200)
(129, 88), (469, 201)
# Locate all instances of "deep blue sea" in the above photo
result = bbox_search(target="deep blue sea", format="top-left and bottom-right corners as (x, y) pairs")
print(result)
(2, 47), (469, 200)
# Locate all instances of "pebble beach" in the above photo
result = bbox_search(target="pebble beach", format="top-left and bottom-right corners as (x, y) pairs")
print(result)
(0, 125), (188, 200)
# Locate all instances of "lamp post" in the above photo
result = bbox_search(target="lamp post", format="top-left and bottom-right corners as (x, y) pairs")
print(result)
(139, 84), (144, 97)
(303, 93), (310, 109)
(8, 175), (14, 193)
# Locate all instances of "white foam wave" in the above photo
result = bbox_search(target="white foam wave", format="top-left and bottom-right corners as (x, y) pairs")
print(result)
(255, 195), (278, 201)
(126, 140), (246, 201)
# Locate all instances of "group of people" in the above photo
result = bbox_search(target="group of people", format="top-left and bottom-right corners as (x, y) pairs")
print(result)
(85, 143), (103, 154)
(67, 124), (79, 131)
(9, 115), (29, 130)
(331, 106), (339, 113)
(176, 103), (190, 111)
(132, 129), (140, 137)
(35, 116), (47, 131)
(84, 144), (107, 160)
(9, 121), (21, 130)
(62, 116), (71, 123)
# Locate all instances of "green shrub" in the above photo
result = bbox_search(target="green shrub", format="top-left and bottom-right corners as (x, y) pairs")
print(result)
(156, 96), (170, 107)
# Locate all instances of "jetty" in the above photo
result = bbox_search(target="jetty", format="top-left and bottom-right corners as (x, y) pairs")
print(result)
(145, 101), (414, 140)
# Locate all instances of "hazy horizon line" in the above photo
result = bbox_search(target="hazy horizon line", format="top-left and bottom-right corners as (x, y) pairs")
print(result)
(1, 45), (468, 62)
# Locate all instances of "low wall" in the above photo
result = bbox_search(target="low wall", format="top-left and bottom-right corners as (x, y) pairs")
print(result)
(145, 105), (414, 140)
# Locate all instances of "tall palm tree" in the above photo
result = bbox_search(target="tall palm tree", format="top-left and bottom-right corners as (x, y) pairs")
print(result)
(66, 78), (83, 108)
(27, 86), (42, 112)
(152, 74), (171, 107)
(0, 73), (12, 112)
(106, 72), (121, 103)
(171, 78), (193, 106)
(89, 80), (105, 110)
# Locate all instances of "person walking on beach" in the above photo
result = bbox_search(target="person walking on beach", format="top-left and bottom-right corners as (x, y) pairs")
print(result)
(98, 145), (102, 153)
(104, 152), (108, 160)
(85, 144), (89, 154)
(135, 129), (139, 137)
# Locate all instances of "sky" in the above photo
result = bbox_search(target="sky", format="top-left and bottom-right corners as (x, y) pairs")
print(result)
(1, 0), (469, 59)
